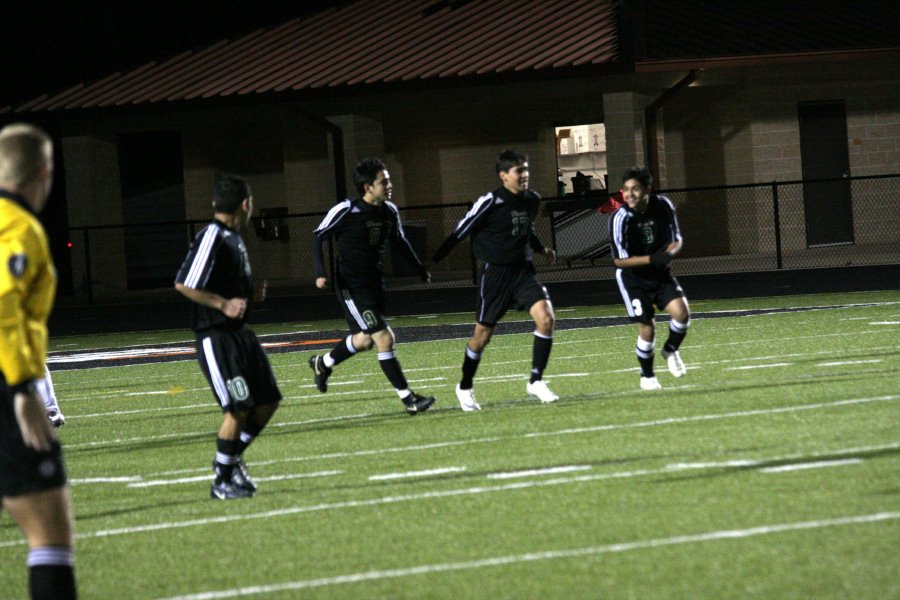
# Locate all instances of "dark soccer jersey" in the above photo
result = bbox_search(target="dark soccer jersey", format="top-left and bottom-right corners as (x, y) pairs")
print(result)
(432, 187), (546, 267)
(312, 197), (425, 288)
(174, 220), (254, 332)
(609, 194), (682, 279)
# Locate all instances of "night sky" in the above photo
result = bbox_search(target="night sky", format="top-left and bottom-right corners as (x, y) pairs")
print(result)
(2, 2), (345, 107)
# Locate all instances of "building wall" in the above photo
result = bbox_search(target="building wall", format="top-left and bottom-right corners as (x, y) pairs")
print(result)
(658, 58), (899, 257)
(57, 59), (898, 296)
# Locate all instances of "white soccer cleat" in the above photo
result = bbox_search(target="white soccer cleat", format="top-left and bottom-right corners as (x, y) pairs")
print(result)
(661, 349), (686, 378)
(526, 380), (559, 403)
(640, 376), (662, 391)
(455, 384), (481, 412)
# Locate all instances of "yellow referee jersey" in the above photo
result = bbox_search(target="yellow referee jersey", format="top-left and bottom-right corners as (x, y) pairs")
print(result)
(0, 191), (56, 388)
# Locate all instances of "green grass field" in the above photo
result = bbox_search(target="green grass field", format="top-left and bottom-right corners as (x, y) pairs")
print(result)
(2, 290), (899, 599)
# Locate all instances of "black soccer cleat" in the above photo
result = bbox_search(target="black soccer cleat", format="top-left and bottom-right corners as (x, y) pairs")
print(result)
(308, 354), (332, 393)
(402, 391), (436, 416)
(231, 457), (257, 493)
(210, 478), (254, 500)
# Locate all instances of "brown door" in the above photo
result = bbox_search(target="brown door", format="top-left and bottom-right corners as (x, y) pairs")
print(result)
(798, 101), (854, 247)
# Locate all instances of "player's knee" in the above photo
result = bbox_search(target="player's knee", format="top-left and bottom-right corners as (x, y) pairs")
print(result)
(354, 333), (375, 351)
(471, 332), (491, 351)
(535, 311), (554, 333)
(370, 329), (394, 351)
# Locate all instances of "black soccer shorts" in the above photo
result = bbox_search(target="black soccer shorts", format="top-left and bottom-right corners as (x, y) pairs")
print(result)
(476, 262), (551, 327)
(615, 269), (685, 324)
(195, 327), (282, 413)
(0, 387), (68, 497)
(335, 283), (388, 334)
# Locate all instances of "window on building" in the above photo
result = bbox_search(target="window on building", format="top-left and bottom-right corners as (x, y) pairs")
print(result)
(555, 123), (607, 196)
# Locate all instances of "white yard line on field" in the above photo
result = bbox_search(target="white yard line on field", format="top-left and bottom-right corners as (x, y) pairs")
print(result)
(369, 467), (466, 481)
(5, 440), (890, 550)
(155, 512), (900, 599)
(726, 363), (792, 370)
(70, 403), (213, 419)
(63, 395), (898, 456)
(69, 476), (143, 484)
(521, 396), (898, 439)
(816, 359), (883, 367)
(759, 459), (863, 473)
(487, 465), (592, 479)
(126, 470), (342, 488)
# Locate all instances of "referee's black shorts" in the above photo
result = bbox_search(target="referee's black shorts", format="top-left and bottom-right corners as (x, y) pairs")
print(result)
(476, 262), (551, 327)
(195, 326), (282, 413)
(0, 385), (68, 498)
(615, 269), (685, 324)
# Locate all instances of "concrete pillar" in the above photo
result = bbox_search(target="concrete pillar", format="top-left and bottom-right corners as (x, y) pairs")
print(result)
(328, 114), (386, 198)
(603, 91), (652, 188)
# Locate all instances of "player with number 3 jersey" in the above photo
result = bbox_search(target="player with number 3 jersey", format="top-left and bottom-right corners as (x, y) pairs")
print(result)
(609, 166), (691, 390)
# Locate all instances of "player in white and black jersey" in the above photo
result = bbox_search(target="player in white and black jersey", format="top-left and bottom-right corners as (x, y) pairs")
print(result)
(609, 166), (690, 390)
(175, 175), (282, 500)
(432, 150), (559, 410)
(309, 158), (436, 416)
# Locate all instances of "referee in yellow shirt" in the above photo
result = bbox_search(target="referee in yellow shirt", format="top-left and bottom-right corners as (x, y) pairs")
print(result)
(0, 123), (77, 599)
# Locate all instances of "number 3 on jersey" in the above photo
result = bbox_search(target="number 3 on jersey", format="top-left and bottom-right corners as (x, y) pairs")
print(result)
(631, 298), (643, 317)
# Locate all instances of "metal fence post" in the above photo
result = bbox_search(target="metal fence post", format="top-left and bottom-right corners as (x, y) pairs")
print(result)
(772, 181), (783, 270)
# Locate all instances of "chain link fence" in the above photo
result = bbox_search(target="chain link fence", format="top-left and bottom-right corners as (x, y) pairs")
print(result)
(65, 174), (899, 302)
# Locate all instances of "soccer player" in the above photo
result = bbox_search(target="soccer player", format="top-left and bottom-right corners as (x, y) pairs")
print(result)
(609, 166), (690, 390)
(0, 123), (77, 599)
(309, 158), (436, 415)
(175, 175), (282, 500)
(432, 150), (559, 411)
(37, 366), (64, 428)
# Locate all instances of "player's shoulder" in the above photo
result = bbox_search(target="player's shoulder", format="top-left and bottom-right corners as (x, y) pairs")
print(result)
(654, 194), (676, 210)
(472, 191), (497, 210)
(0, 201), (50, 271)
(384, 200), (400, 215)
(525, 189), (541, 201)
(611, 205), (630, 220)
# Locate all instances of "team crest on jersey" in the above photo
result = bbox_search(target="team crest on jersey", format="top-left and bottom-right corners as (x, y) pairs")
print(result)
(7, 253), (27, 278)
(640, 222), (655, 246)
(367, 221), (382, 246)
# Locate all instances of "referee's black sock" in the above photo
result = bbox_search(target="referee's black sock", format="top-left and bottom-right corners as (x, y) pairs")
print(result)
(662, 319), (690, 353)
(325, 335), (357, 368)
(214, 438), (241, 482)
(460, 345), (481, 389)
(28, 546), (77, 600)
(378, 351), (409, 392)
(530, 332), (553, 383)
(636, 336), (655, 378)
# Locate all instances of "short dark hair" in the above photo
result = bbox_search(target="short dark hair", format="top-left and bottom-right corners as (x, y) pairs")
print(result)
(213, 174), (250, 213)
(496, 150), (527, 174)
(353, 157), (387, 195)
(622, 166), (653, 189)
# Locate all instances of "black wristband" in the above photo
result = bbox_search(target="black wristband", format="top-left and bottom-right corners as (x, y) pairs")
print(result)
(650, 248), (673, 268)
